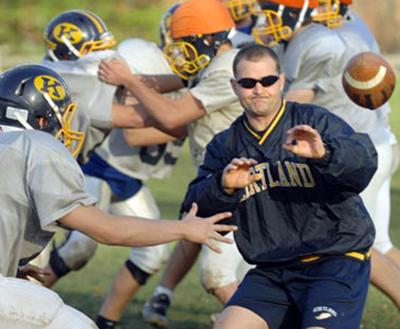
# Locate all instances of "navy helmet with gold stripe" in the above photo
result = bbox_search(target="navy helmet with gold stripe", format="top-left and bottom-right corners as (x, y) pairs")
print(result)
(0, 65), (84, 157)
(44, 9), (116, 61)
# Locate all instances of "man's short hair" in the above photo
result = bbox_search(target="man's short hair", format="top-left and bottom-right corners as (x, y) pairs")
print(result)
(233, 44), (281, 77)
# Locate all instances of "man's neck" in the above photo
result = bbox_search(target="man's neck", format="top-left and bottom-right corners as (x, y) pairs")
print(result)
(246, 100), (283, 132)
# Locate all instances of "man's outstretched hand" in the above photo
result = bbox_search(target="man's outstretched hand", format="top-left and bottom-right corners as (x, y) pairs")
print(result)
(181, 203), (237, 253)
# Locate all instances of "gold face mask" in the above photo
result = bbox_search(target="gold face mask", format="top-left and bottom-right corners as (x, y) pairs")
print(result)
(221, 0), (257, 22)
(55, 103), (85, 158)
(252, 10), (293, 47)
(312, 0), (343, 28)
(164, 40), (211, 81)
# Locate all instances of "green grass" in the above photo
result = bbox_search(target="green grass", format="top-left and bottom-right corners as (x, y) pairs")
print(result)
(52, 90), (400, 328)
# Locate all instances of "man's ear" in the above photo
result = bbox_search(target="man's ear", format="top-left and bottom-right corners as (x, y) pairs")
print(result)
(230, 78), (237, 93)
(279, 73), (286, 92)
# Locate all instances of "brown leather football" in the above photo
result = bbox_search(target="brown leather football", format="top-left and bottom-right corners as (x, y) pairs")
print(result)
(342, 52), (396, 109)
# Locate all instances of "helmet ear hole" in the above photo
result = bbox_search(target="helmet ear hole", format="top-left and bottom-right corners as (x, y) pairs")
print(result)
(36, 117), (48, 129)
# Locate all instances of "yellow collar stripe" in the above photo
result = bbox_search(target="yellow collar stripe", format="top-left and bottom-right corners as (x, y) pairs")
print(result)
(259, 100), (286, 145)
(243, 120), (261, 140)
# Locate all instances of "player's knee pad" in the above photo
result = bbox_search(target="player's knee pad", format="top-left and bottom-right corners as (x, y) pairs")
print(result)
(0, 276), (64, 327)
(125, 259), (151, 285)
(49, 248), (71, 278)
(57, 231), (98, 272)
(199, 235), (250, 292)
(128, 243), (170, 275)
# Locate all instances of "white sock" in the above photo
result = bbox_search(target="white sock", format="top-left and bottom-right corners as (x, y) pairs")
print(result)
(154, 285), (173, 301)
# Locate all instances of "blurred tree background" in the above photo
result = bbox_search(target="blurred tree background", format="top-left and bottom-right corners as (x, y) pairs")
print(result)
(0, 0), (168, 69)
(0, 0), (399, 70)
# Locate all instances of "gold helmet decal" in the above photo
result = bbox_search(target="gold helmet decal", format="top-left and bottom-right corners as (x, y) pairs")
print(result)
(33, 75), (66, 101)
(53, 22), (83, 45)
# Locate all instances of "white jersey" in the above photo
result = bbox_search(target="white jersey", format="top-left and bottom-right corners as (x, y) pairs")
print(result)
(336, 13), (396, 146)
(189, 48), (243, 167)
(281, 23), (391, 144)
(41, 51), (117, 163)
(0, 130), (96, 277)
(94, 39), (184, 180)
(341, 10), (380, 53)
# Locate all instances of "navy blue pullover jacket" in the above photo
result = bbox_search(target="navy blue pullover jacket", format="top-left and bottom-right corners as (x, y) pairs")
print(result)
(183, 101), (377, 267)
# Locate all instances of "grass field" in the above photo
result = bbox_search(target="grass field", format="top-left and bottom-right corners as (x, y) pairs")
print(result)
(51, 90), (400, 328)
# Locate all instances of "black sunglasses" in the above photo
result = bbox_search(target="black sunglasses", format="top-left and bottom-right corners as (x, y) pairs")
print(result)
(235, 75), (280, 89)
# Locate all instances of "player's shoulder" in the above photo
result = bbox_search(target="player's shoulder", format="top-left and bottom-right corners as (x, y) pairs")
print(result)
(18, 130), (73, 158)
(117, 38), (170, 74)
(206, 48), (240, 72)
(41, 50), (117, 76)
(290, 23), (346, 57)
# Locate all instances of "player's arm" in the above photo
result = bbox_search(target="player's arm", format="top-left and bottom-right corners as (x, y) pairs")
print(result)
(123, 126), (187, 146)
(111, 102), (150, 128)
(57, 203), (236, 253)
(139, 74), (185, 93)
(99, 59), (207, 131)
(100, 58), (185, 93)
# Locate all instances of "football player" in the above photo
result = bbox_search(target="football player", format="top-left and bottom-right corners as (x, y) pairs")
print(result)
(97, 0), (253, 327)
(256, 0), (400, 309)
(0, 64), (235, 328)
(38, 10), (191, 323)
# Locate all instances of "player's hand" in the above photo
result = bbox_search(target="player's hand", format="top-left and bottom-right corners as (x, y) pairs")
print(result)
(283, 125), (326, 159)
(221, 157), (259, 194)
(98, 58), (132, 86)
(181, 203), (237, 253)
(17, 263), (51, 284)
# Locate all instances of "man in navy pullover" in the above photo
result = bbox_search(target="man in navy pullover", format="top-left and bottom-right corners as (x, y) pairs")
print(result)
(183, 44), (377, 329)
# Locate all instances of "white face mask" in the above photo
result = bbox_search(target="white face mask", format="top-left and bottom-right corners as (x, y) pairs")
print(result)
(0, 125), (25, 133)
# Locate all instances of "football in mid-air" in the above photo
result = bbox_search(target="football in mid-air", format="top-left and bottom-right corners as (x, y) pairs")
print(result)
(342, 52), (396, 110)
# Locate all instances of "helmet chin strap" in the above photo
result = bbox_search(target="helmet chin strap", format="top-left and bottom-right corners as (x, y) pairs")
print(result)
(42, 92), (64, 126)
(14, 112), (34, 130)
(61, 35), (82, 58)
(295, 0), (309, 30)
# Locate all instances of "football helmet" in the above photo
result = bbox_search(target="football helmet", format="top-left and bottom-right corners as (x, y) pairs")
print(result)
(339, 0), (352, 17)
(163, 0), (234, 81)
(159, 3), (181, 50)
(221, 0), (258, 22)
(164, 31), (231, 81)
(44, 9), (116, 61)
(0, 65), (85, 156)
(253, 0), (318, 46)
(312, 0), (342, 28)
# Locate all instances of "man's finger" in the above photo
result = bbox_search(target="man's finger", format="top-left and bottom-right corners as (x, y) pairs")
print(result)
(209, 211), (232, 223)
(211, 231), (234, 244)
(187, 203), (198, 216)
(205, 241), (222, 253)
(213, 224), (237, 233)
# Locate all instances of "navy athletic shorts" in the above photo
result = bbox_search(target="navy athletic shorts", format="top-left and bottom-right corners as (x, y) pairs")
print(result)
(225, 255), (370, 329)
